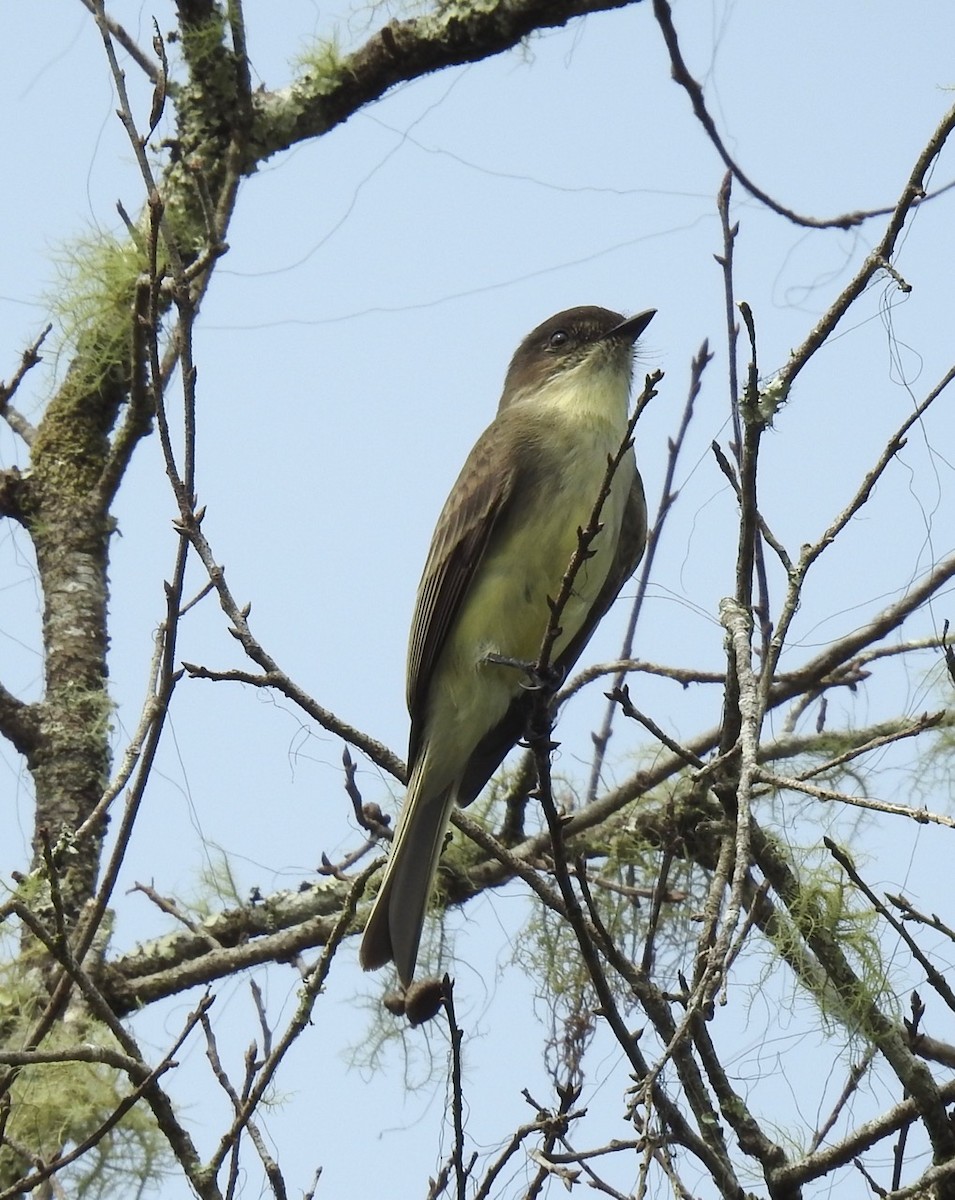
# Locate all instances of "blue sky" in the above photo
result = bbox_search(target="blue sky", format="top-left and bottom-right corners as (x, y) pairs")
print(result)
(3, 2), (955, 1195)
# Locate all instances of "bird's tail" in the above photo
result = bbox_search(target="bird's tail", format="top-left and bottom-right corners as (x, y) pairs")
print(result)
(359, 766), (455, 987)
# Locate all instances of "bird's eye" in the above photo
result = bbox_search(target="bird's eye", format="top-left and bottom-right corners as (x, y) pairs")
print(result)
(548, 329), (569, 348)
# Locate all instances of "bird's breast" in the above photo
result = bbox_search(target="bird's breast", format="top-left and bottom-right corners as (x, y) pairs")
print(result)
(450, 418), (631, 674)
(417, 405), (634, 792)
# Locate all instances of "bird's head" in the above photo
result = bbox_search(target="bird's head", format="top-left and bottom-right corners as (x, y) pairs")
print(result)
(499, 305), (656, 411)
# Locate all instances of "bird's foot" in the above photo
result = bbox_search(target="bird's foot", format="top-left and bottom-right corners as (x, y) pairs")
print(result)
(482, 653), (565, 692)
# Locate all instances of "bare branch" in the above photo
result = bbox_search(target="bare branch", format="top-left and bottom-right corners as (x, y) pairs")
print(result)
(826, 840), (955, 1014)
(653, 0), (955, 232)
(778, 110), (955, 394)
(0, 325), (49, 444)
(251, 0), (651, 165)
(756, 765), (955, 828)
(76, 0), (160, 81)
(182, 662), (405, 782)
(0, 684), (40, 761)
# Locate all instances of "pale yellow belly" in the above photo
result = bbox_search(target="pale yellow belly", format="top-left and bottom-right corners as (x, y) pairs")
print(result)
(420, 447), (631, 792)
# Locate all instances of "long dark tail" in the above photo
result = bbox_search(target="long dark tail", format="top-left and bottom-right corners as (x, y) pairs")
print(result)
(359, 772), (455, 987)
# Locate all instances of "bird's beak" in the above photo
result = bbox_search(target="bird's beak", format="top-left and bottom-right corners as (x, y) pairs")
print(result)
(602, 309), (656, 342)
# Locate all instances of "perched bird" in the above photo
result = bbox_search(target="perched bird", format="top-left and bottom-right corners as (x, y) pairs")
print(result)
(360, 305), (655, 986)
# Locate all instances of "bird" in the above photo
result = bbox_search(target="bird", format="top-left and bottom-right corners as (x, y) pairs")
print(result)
(360, 305), (655, 987)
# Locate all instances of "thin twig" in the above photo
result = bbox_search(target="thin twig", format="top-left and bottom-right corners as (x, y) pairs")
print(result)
(205, 863), (377, 1179)
(757, 767), (955, 829)
(826, 840), (955, 1013)
(536, 371), (662, 674)
(606, 684), (705, 768)
(442, 977), (470, 1200)
(653, 0), (955, 232)
(77, 0), (160, 81)
(587, 346), (709, 799)
(0, 325), (50, 444)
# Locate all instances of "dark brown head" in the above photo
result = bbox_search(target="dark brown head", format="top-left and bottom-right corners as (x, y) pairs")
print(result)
(498, 306), (655, 411)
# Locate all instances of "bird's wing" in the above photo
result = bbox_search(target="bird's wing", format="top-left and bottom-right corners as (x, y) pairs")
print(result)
(406, 420), (522, 767)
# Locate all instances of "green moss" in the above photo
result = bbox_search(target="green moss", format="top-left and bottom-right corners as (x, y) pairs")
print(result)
(178, 6), (228, 69)
(292, 34), (350, 96)
(0, 1028), (172, 1196)
(0, 935), (172, 1196)
(47, 229), (149, 394)
(191, 849), (244, 917)
(761, 846), (893, 1033)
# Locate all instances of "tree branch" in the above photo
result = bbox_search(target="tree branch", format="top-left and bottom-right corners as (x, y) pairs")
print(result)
(249, 0), (646, 165)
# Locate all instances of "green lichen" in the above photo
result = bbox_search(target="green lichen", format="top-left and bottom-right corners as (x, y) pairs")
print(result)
(756, 374), (790, 424)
